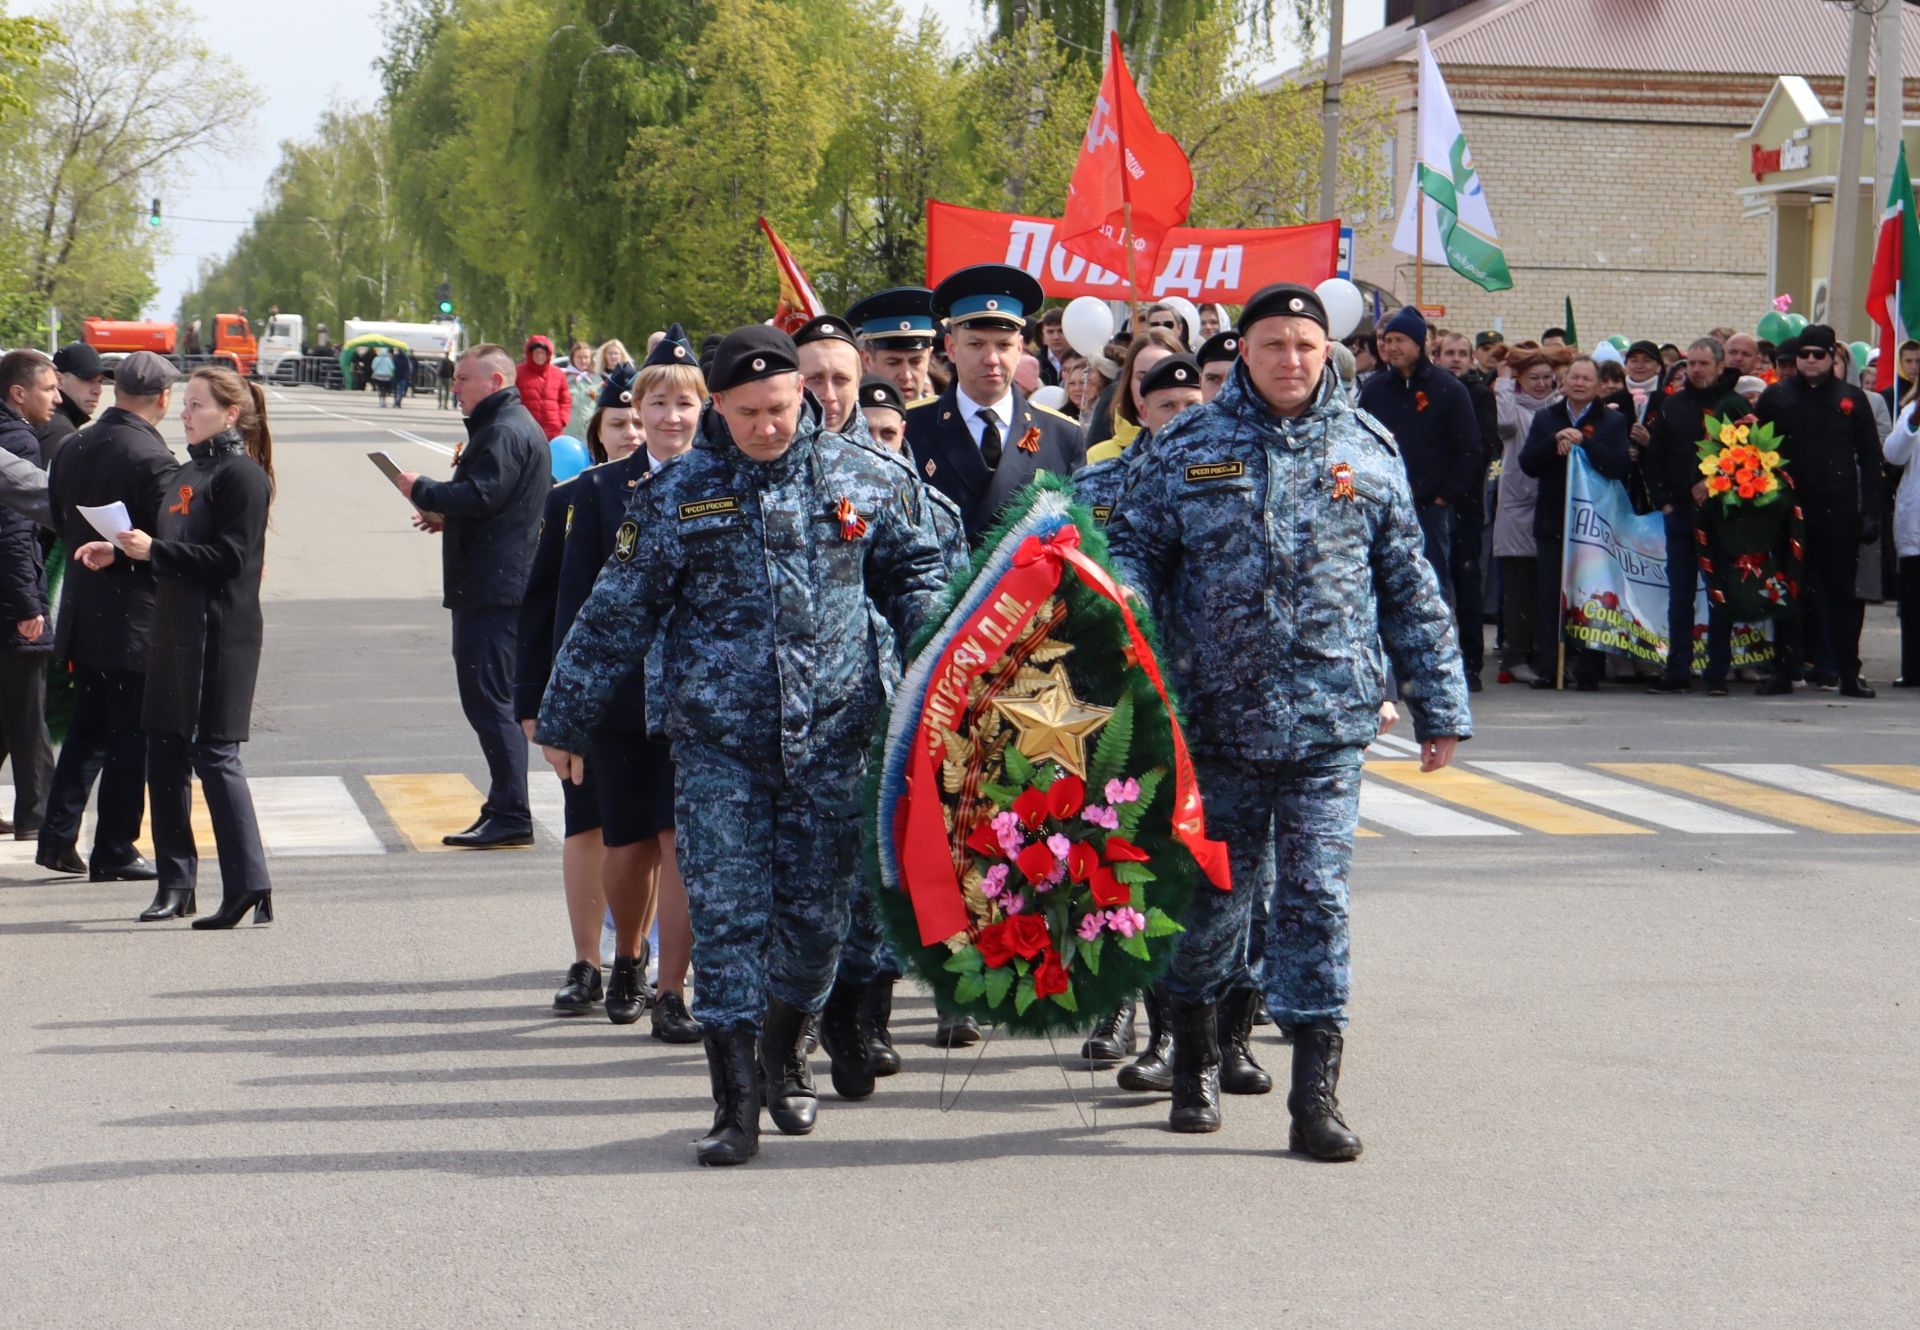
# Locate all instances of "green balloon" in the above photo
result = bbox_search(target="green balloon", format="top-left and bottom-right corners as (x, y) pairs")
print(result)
(1757, 311), (1790, 343)
(1782, 312), (1808, 335)
(1850, 341), (1872, 367)
(1605, 335), (1629, 352)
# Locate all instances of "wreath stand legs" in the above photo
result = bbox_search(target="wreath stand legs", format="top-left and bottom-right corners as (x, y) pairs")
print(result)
(936, 1022), (1103, 1130)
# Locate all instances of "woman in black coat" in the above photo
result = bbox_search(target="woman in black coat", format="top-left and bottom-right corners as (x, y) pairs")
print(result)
(76, 367), (275, 927)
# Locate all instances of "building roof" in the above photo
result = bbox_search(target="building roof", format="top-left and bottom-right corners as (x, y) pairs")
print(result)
(1265, 0), (1920, 88)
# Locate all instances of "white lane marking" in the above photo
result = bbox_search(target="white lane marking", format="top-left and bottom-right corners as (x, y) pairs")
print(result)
(1707, 764), (1920, 826)
(387, 427), (455, 456)
(1358, 781), (1518, 836)
(527, 777), (567, 840)
(1473, 762), (1791, 835)
(1371, 731), (1421, 756)
(251, 778), (386, 857)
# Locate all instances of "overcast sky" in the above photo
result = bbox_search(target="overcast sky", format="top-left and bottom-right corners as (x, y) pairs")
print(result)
(21, 0), (1382, 319)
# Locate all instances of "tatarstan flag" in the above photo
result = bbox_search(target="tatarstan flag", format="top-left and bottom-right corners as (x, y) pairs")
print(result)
(1866, 142), (1920, 392)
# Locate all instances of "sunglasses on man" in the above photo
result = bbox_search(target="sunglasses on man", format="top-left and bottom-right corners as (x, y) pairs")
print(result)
(1796, 347), (1831, 359)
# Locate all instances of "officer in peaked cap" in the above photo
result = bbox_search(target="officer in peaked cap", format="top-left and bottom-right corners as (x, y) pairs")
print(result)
(905, 263), (1084, 550)
(847, 287), (937, 405)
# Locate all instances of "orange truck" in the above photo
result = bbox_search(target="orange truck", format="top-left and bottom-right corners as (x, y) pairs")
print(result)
(82, 313), (259, 376)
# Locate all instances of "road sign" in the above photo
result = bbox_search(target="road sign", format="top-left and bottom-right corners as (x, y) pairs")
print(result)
(1419, 304), (1447, 318)
(1337, 226), (1353, 281)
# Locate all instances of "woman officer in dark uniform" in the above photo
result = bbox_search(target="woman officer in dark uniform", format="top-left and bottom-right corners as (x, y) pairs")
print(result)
(77, 366), (275, 928)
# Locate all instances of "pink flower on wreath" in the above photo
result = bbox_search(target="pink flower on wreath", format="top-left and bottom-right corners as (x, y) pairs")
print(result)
(1076, 912), (1106, 942)
(1045, 833), (1070, 860)
(982, 864), (1009, 899)
(1004, 894), (1026, 915)
(1104, 777), (1140, 806)
(1107, 906), (1148, 938)
(992, 810), (1025, 858)
(1080, 804), (1119, 830)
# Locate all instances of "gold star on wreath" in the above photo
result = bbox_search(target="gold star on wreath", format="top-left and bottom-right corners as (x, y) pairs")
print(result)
(989, 663), (1114, 779)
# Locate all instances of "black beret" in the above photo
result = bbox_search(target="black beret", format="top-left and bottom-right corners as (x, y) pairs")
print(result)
(857, 374), (905, 417)
(707, 326), (799, 393)
(642, 321), (696, 369)
(596, 361), (639, 410)
(1625, 339), (1662, 362)
(1798, 323), (1837, 352)
(1139, 353), (1202, 399)
(1196, 331), (1240, 366)
(1237, 282), (1328, 333)
(793, 314), (858, 350)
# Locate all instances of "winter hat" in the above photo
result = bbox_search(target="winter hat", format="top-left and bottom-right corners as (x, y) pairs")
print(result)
(1377, 305), (1428, 346)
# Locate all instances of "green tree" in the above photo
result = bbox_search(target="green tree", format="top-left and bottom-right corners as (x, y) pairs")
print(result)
(0, 7), (55, 120)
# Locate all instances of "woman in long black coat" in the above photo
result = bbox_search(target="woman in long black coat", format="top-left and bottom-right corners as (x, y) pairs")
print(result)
(76, 366), (275, 927)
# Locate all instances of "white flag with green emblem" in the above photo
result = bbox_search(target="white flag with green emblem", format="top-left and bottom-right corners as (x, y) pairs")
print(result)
(1391, 30), (1512, 292)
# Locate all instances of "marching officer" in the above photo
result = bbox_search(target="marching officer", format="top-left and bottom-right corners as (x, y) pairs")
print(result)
(534, 326), (949, 1168)
(847, 286), (937, 405)
(1107, 284), (1471, 1160)
(906, 263), (1084, 544)
(857, 375), (909, 452)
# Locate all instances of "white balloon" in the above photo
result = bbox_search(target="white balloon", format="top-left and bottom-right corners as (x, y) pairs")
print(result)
(1161, 295), (1201, 348)
(1062, 296), (1115, 360)
(1314, 278), (1366, 341)
(1029, 385), (1069, 410)
(1589, 342), (1624, 366)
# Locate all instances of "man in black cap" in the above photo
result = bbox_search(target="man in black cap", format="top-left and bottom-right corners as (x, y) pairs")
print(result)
(906, 263), (1085, 545)
(793, 314), (862, 432)
(847, 287), (937, 405)
(1752, 323), (1884, 696)
(1196, 331), (1239, 404)
(35, 342), (105, 469)
(0, 351), (58, 840)
(39, 350), (181, 882)
(533, 325), (949, 1167)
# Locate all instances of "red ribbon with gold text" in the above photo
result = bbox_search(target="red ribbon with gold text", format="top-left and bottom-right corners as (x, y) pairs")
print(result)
(898, 524), (1231, 945)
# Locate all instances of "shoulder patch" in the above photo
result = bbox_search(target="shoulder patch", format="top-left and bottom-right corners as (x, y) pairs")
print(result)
(904, 395), (940, 411)
(1348, 408), (1401, 455)
(678, 496), (741, 521)
(613, 519), (639, 562)
(1184, 460), (1245, 482)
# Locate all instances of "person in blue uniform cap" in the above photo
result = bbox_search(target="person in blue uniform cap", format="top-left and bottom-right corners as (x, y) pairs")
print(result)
(905, 263), (1085, 550)
(847, 286), (937, 405)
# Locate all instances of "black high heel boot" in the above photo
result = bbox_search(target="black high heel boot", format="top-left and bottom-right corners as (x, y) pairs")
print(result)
(137, 886), (197, 922)
(1166, 994), (1222, 1133)
(758, 998), (819, 1135)
(191, 890), (272, 930)
(697, 1031), (760, 1167)
(1116, 985), (1175, 1092)
(1217, 986), (1273, 1095)
(817, 976), (875, 1101)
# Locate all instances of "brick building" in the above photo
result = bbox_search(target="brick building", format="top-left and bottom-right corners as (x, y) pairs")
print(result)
(1284, 0), (1920, 346)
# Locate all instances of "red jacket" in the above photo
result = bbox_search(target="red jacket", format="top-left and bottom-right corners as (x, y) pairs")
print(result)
(515, 335), (570, 438)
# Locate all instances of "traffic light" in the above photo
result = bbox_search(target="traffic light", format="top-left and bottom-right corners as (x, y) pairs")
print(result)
(148, 197), (161, 227)
(435, 281), (454, 316)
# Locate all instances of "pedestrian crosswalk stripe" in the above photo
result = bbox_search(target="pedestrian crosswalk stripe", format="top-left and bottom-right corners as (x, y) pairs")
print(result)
(365, 773), (485, 852)
(248, 778), (386, 856)
(1471, 762), (1791, 835)
(1359, 780), (1519, 836)
(1829, 764), (1920, 794)
(527, 776), (566, 840)
(1366, 764), (1650, 835)
(1708, 764), (1920, 826)
(1595, 764), (1920, 835)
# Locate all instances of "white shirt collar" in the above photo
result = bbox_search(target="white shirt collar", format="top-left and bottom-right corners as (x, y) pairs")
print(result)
(954, 383), (1015, 445)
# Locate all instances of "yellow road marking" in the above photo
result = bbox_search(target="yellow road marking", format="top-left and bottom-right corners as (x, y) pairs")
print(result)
(1596, 764), (1918, 834)
(366, 773), (487, 852)
(1830, 764), (1920, 794)
(1366, 765), (1648, 835)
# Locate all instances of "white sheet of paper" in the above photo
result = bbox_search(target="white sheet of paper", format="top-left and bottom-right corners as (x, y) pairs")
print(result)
(78, 502), (132, 541)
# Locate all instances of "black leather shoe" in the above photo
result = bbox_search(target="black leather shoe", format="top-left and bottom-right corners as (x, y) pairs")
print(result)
(1757, 674), (1795, 696)
(1465, 673), (1483, 693)
(1217, 987), (1273, 1095)
(860, 977), (900, 1076)
(552, 961), (602, 1015)
(932, 1012), (980, 1047)
(92, 854), (158, 882)
(605, 955), (647, 1025)
(1166, 996), (1221, 1133)
(1527, 675), (1556, 690)
(1287, 1020), (1363, 1161)
(697, 1031), (760, 1167)
(1117, 986), (1175, 1092)
(1839, 676), (1876, 699)
(651, 989), (704, 1043)
(758, 998), (818, 1135)
(441, 818), (533, 849)
(137, 886), (196, 921)
(817, 977), (876, 1100)
(1079, 1002), (1137, 1065)
(36, 843), (86, 876)
(1645, 677), (1689, 695)
(12, 825), (41, 841)
(1251, 993), (1273, 1027)
(191, 890), (273, 929)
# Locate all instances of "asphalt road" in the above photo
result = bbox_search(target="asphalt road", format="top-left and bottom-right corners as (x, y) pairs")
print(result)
(1, 385), (1914, 1328)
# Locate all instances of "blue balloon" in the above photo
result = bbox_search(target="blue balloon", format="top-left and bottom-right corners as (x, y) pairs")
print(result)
(549, 433), (590, 481)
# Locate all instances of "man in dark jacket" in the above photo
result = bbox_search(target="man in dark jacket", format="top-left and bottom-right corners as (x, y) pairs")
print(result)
(1752, 323), (1884, 697)
(1644, 337), (1743, 693)
(396, 344), (551, 847)
(1436, 332), (1499, 690)
(38, 350), (180, 879)
(33, 342), (105, 469)
(0, 352), (60, 839)
(1358, 306), (1483, 605)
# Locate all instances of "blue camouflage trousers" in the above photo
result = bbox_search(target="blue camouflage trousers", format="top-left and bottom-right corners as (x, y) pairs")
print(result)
(673, 745), (862, 1034)
(838, 886), (902, 987)
(1165, 751), (1361, 1027)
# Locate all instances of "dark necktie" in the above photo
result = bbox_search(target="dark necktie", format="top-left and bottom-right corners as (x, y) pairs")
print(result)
(977, 410), (1003, 470)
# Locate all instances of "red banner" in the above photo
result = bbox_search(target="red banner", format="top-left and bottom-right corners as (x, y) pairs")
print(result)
(1058, 32), (1194, 276)
(927, 200), (1340, 304)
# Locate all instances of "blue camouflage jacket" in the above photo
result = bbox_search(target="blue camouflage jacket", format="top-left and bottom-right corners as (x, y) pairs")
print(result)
(1106, 360), (1472, 762)
(534, 399), (949, 809)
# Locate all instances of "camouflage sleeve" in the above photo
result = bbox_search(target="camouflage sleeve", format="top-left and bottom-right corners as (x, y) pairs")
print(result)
(1371, 466), (1472, 742)
(865, 485), (951, 649)
(1103, 452), (1175, 614)
(928, 490), (970, 576)
(533, 494), (677, 754)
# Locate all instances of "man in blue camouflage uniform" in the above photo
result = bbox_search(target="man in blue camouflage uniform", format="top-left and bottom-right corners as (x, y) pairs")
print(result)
(535, 326), (949, 1168)
(1107, 283), (1471, 1160)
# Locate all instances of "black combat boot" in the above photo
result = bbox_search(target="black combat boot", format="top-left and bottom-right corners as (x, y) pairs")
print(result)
(651, 989), (703, 1043)
(1217, 986), (1273, 1095)
(1078, 1001), (1137, 1065)
(758, 998), (819, 1135)
(1287, 1020), (1363, 1161)
(605, 955), (647, 1025)
(1251, 993), (1273, 1026)
(932, 1012), (980, 1047)
(817, 976), (876, 1101)
(1166, 995), (1221, 1133)
(861, 977), (900, 1076)
(696, 1031), (760, 1167)
(1116, 986), (1174, 1092)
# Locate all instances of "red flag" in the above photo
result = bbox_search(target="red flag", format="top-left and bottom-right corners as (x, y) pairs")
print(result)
(1057, 32), (1194, 291)
(758, 216), (823, 334)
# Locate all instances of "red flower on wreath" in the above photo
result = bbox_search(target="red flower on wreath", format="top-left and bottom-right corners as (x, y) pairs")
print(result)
(965, 820), (1001, 859)
(1011, 787), (1050, 831)
(1840, 397), (1855, 416)
(1047, 774), (1086, 819)
(1414, 390), (1429, 412)
(976, 921), (1015, 968)
(1104, 836), (1150, 863)
(1004, 914), (1051, 960)
(1088, 865), (1130, 908)
(1016, 841), (1056, 884)
(1068, 841), (1100, 883)
(1033, 949), (1070, 999)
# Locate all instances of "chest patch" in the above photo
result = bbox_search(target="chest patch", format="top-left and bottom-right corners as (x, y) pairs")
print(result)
(1184, 461), (1244, 483)
(1091, 504), (1112, 524)
(678, 496), (741, 521)
(613, 520), (639, 562)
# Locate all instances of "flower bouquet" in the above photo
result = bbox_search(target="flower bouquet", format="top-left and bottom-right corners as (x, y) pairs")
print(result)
(867, 476), (1231, 1036)
(1695, 411), (1804, 622)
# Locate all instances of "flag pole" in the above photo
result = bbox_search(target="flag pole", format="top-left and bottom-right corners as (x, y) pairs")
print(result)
(1413, 61), (1425, 311)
